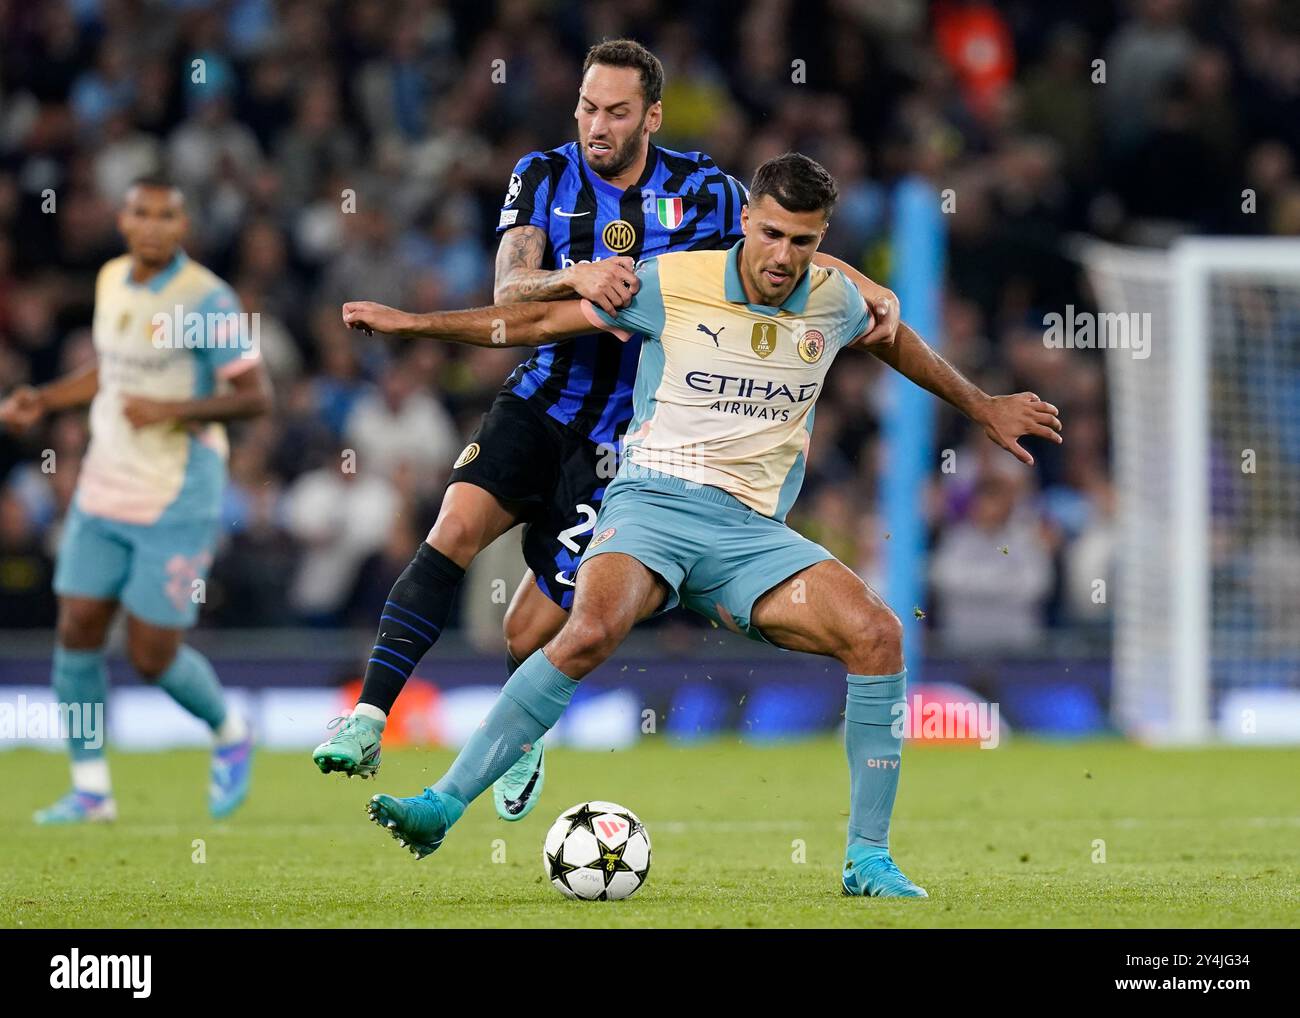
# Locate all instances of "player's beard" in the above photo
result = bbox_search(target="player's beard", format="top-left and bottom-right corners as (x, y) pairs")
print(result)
(583, 117), (647, 181)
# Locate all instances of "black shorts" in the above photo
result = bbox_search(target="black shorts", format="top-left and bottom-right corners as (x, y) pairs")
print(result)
(448, 389), (617, 610)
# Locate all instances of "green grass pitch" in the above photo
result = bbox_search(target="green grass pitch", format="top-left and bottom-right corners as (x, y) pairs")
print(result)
(2, 738), (1297, 928)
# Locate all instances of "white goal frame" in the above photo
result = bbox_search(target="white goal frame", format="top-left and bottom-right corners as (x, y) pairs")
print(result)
(1088, 237), (1300, 744)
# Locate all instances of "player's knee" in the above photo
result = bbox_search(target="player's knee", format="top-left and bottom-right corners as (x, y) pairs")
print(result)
(127, 638), (178, 681)
(840, 605), (904, 672)
(555, 612), (620, 663)
(56, 604), (110, 651)
(425, 515), (481, 564)
(504, 598), (565, 664)
(502, 605), (541, 663)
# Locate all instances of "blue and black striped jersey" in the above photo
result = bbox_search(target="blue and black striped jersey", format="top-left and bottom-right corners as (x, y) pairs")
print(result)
(497, 141), (748, 446)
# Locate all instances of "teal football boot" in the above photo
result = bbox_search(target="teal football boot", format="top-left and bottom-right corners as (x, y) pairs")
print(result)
(210, 734), (254, 819)
(842, 844), (929, 898)
(366, 788), (462, 859)
(312, 714), (383, 778)
(492, 739), (545, 821)
(34, 790), (117, 825)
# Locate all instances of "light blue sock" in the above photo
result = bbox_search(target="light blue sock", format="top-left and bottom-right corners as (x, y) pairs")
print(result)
(432, 649), (578, 822)
(155, 645), (227, 730)
(52, 645), (109, 761)
(844, 669), (907, 850)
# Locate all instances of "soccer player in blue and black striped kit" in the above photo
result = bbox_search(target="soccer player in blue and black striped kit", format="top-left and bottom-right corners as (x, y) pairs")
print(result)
(314, 39), (901, 820)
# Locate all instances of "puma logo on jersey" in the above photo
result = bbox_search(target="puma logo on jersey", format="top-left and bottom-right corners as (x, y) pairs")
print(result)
(697, 323), (725, 346)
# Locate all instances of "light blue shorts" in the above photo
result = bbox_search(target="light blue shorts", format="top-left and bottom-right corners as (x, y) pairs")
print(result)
(578, 468), (834, 644)
(53, 501), (218, 629)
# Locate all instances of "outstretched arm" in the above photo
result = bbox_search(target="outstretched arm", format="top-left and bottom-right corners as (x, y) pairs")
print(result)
(826, 251), (1063, 464)
(0, 361), (99, 433)
(341, 298), (596, 348)
(869, 320), (1064, 466)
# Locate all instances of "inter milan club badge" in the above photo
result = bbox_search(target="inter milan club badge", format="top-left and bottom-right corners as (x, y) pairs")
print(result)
(797, 328), (826, 364)
(602, 219), (636, 253)
(751, 320), (776, 359)
(453, 443), (480, 468)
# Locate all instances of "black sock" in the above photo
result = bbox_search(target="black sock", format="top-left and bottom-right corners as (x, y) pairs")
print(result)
(360, 543), (465, 714)
(505, 650), (523, 676)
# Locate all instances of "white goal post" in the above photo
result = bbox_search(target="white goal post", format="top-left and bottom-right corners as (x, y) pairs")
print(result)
(1082, 237), (1300, 744)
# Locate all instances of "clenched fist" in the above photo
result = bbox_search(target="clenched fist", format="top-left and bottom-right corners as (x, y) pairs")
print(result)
(0, 386), (45, 433)
(565, 257), (639, 315)
(342, 301), (413, 337)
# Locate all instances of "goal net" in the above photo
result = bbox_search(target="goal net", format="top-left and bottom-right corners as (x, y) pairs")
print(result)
(1081, 238), (1300, 744)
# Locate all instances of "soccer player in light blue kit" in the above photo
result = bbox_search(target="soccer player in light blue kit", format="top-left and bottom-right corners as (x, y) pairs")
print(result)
(0, 175), (273, 823)
(343, 153), (1062, 896)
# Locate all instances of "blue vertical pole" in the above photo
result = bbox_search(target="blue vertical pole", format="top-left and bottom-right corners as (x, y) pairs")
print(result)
(883, 176), (946, 672)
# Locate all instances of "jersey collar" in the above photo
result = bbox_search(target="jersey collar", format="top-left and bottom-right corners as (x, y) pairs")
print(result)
(723, 238), (811, 316)
(125, 250), (187, 293)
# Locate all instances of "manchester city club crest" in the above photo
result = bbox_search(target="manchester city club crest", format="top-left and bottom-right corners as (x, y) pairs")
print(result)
(797, 328), (826, 364)
(750, 321), (776, 358)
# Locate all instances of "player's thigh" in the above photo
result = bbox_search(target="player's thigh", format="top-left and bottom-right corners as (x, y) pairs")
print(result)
(425, 481), (524, 567)
(55, 596), (119, 651)
(520, 419), (610, 610)
(503, 570), (570, 660)
(118, 516), (217, 633)
(682, 513), (832, 642)
(433, 391), (559, 565)
(543, 553), (665, 676)
(53, 506), (131, 623)
(750, 558), (902, 663)
(566, 552), (666, 640)
(124, 614), (185, 680)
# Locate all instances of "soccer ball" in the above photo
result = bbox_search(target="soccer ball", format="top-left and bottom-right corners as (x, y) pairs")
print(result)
(543, 801), (651, 901)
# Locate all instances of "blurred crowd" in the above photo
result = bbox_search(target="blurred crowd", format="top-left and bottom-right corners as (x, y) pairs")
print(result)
(1, 0), (1297, 652)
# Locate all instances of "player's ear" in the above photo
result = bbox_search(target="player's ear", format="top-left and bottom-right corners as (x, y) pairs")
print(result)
(645, 100), (662, 134)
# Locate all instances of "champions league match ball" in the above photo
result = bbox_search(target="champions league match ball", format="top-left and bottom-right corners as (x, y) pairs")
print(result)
(543, 801), (651, 901)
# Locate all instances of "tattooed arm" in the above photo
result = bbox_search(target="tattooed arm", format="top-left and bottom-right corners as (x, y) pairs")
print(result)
(494, 225), (639, 315)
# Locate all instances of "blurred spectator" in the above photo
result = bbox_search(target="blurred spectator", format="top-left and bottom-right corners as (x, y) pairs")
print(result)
(343, 349), (459, 490)
(283, 446), (399, 624)
(929, 473), (1054, 652)
(0, 488), (56, 627)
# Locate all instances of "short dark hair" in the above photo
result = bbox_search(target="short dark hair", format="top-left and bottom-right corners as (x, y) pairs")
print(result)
(748, 152), (838, 217)
(127, 171), (181, 194)
(582, 38), (664, 107)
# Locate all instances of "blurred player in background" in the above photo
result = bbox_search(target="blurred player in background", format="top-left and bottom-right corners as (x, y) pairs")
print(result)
(0, 175), (273, 823)
(343, 152), (1063, 895)
(312, 39), (901, 821)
